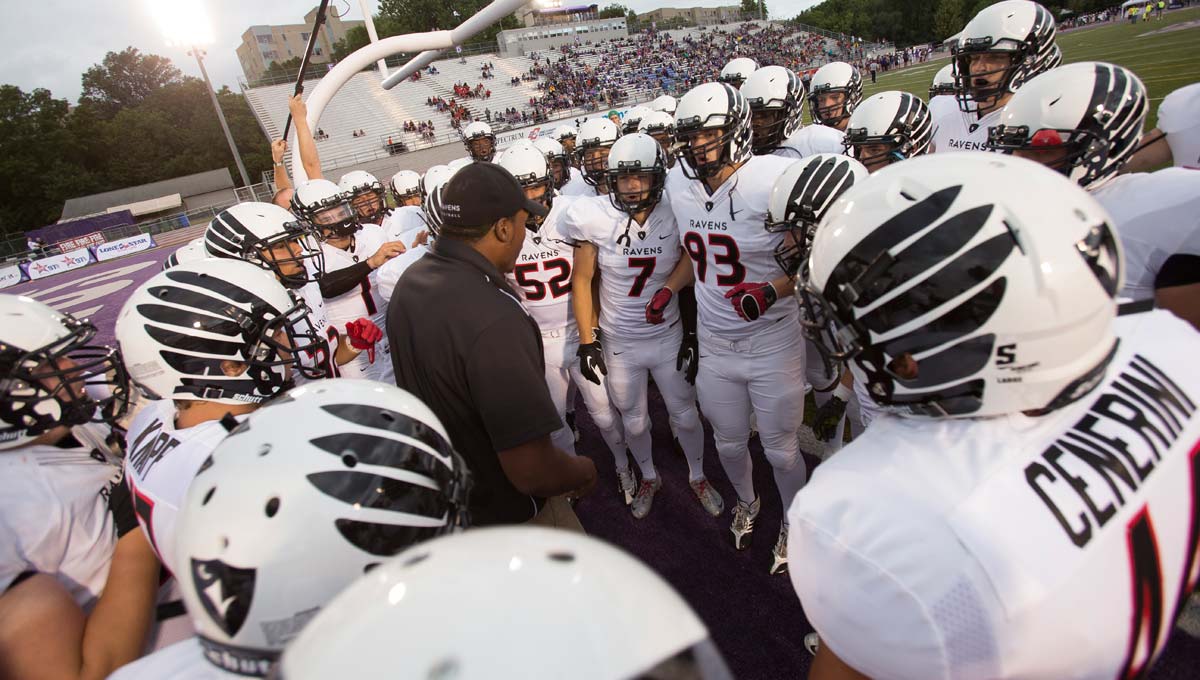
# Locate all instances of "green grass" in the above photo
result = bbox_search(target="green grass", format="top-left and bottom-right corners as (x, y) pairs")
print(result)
(858, 7), (1200, 129)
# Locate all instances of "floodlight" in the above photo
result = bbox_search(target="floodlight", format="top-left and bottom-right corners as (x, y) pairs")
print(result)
(148, 0), (215, 47)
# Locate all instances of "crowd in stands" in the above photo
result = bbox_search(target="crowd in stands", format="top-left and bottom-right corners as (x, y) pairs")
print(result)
(452, 82), (492, 99)
(426, 96), (475, 129)
(402, 119), (437, 140)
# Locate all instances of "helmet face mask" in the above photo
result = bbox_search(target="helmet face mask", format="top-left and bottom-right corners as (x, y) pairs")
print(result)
(847, 137), (904, 172)
(345, 186), (387, 225)
(466, 136), (495, 162)
(953, 46), (1020, 111)
(209, 204), (325, 290)
(578, 144), (613, 186)
(0, 313), (129, 449)
(748, 106), (790, 153)
(608, 169), (665, 215)
(951, 0), (1060, 114)
(252, 230), (325, 290)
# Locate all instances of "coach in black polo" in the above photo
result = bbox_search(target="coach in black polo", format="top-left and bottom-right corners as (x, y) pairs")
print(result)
(387, 162), (597, 526)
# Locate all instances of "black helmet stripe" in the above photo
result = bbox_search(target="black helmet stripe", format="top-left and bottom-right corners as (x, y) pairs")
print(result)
(307, 471), (448, 520)
(860, 233), (1014, 334)
(164, 270), (276, 309)
(136, 303), (242, 338)
(148, 327), (243, 357)
(310, 432), (455, 489)
(805, 158), (855, 215)
(319, 403), (455, 456)
(879, 278), (1007, 358)
(854, 204), (995, 309)
(830, 185), (962, 293)
(895, 333), (996, 389)
(333, 518), (443, 557)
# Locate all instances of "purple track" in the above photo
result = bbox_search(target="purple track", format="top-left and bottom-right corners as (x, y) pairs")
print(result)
(13, 247), (1200, 679)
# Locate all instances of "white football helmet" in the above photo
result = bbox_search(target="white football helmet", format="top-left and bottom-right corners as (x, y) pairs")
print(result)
(497, 143), (553, 229)
(800, 153), (1122, 419)
(115, 259), (319, 405)
(740, 65), (805, 154)
(929, 63), (956, 99)
(0, 295), (129, 450)
(291, 179), (360, 240)
(718, 57), (759, 87)
(163, 236), (209, 270)
(807, 62), (863, 128)
(462, 121), (495, 161)
(553, 124), (577, 143)
(674, 82), (753, 181)
(447, 156), (474, 172)
(621, 105), (652, 134)
(605, 133), (668, 224)
(989, 62), (1147, 191)
(532, 136), (570, 189)
(576, 117), (622, 187)
(638, 111), (676, 168)
(952, 0), (1059, 113)
(389, 170), (422, 206)
(278, 527), (732, 680)
(174, 378), (470, 676)
(765, 154), (869, 277)
(205, 202), (324, 289)
(844, 91), (934, 172)
(338, 170), (387, 225)
(649, 94), (677, 115)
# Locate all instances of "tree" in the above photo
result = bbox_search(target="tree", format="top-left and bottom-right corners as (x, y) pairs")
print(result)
(378, 0), (519, 46)
(0, 86), (87, 235)
(740, 0), (768, 18)
(599, 3), (628, 19)
(933, 0), (966, 38)
(79, 47), (183, 118)
(263, 56), (304, 78)
(332, 26), (370, 62)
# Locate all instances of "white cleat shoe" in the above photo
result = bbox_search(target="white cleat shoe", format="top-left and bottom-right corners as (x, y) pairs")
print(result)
(804, 632), (820, 656)
(616, 465), (637, 506)
(690, 478), (724, 517)
(631, 478), (662, 519)
(730, 496), (761, 550)
(770, 522), (789, 575)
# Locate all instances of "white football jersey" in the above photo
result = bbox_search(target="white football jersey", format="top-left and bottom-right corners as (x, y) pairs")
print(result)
(319, 226), (392, 382)
(776, 125), (845, 159)
(509, 196), (579, 334)
(789, 309), (1200, 680)
(108, 637), (235, 680)
(381, 205), (428, 247)
(1157, 82), (1200, 169)
(375, 243), (430, 304)
(292, 280), (337, 381)
(665, 154), (801, 338)
(559, 194), (682, 341)
(124, 400), (244, 575)
(561, 171), (598, 197)
(931, 98), (997, 153)
(1091, 169), (1200, 302)
(0, 444), (120, 607)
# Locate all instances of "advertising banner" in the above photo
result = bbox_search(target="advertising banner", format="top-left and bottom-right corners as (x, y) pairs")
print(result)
(56, 231), (106, 252)
(26, 248), (95, 281)
(93, 233), (157, 262)
(0, 264), (26, 289)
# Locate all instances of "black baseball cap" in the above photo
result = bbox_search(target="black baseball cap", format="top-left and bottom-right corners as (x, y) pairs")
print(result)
(438, 162), (549, 231)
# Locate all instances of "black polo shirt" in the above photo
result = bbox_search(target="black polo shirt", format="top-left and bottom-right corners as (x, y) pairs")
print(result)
(387, 238), (562, 525)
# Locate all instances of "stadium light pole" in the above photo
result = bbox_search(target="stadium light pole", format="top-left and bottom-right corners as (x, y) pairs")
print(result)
(148, 0), (251, 187)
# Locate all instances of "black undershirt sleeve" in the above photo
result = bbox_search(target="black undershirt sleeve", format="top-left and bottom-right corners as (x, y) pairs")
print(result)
(318, 261), (372, 298)
(1155, 254), (1200, 289)
(678, 285), (697, 335)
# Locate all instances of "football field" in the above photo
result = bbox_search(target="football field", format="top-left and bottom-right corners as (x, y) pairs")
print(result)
(863, 6), (1200, 129)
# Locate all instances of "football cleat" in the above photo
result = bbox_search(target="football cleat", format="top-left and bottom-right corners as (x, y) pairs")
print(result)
(770, 523), (789, 575)
(690, 478), (724, 517)
(731, 496), (761, 550)
(631, 478), (662, 519)
(804, 633), (820, 657)
(616, 465), (637, 506)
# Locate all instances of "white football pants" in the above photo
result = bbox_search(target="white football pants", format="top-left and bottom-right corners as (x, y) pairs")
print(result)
(542, 327), (625, 463)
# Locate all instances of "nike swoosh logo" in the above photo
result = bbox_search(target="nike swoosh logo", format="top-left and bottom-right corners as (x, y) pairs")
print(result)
(658, 234), (671, 240)
(613, 351), (625, 356)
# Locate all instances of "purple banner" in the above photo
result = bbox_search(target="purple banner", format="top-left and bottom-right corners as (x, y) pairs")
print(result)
(27, 210), (135, 244)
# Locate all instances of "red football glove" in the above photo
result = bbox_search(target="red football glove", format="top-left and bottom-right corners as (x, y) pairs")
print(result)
(645, 287), (673, 325)
(345, 318), (383, 363)
(725, 282), (778, 322)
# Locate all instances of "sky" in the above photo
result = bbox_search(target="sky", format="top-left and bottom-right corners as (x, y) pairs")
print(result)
(0, 0), (820, 104)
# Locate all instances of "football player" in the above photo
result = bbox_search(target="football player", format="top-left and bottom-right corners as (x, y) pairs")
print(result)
(376, 164), (457, 302)
(554, 124), (578, 163)
(622, 105), (652, 135)
(204, 202), (346, 381)
(1125, 82), (1200, 172)
(116, 258), (315, 576)
(765, 154), (870, 460)
(561, 133), (722, 519)
(843, 91), (934, 173)
(563, 117), (621, 197)
(292, 180), (401, 383)
(162, 236), (208, 270)
(0, 296), (161, 680)
(649, 94), (678, 116)
(656, 82), (806, 573)
(638, 111), (677, 169)
(741, 65), (843, 159)
(533, 136), (575, 190)
(496, 145), (627, 475)
(807, 62), (863, 133)
(389, 169), (423, 208)
(790, 151), (1200, 680)
(108, 379), (470, 679)
(338, 170), (389, 227)
(933, 0), (1060, 153)
(462, 121), (497, 162)
(989, 61), (1200, 330)
(718, 57), (758, 88)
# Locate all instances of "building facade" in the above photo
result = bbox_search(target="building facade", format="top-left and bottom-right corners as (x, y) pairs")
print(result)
(237, 6), (364, 84)
(637, 5), (743, 26)
(498, 16), (628, 56)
